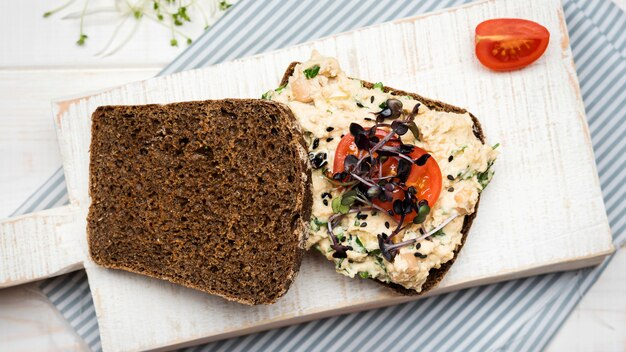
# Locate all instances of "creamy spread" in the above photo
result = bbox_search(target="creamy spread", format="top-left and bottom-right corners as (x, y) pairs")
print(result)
(268, 51), (498, 292)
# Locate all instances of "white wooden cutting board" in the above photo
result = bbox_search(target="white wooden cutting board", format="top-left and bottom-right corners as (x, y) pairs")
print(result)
(0, 0), (615, 350)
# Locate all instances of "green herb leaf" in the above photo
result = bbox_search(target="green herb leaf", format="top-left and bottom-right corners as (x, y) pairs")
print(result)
(274, 84), (287, 94)
(178, 6), (190, 21)
(492, 143), (500, 150)
(261, 90), (273, 100)
(314, 217), (328, 227)
(310, 217), (327, 232)
(413, 204), (430, 224)
(303, 65), (321, 79)
(340, 189), (358, 206)
(134, 10), (142, 19)
(378, 101), (387, 109)
(358, 271), (370, 279)
(76, 34), (88, 46)
(374, 256), (388, 274)
(369, 249), (382, 256)
(431, 229), (445, 237)
(336, 229), (345, 242)
(373, 82), (384, 91)
(332, 196), (350, 214)
(173, 13), (183, 26)
(170, 38), (178, 47)
(452, 145), (468, 155)
(353, 236), (367, 253)
(219, 0), (232, 11)
(477, 160), (495, 190)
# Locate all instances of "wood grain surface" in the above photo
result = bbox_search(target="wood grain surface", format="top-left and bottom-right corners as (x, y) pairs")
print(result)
(0, 0), (624, 351)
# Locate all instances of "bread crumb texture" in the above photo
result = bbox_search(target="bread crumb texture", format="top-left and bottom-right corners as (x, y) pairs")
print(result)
(87, 99), (312, 305)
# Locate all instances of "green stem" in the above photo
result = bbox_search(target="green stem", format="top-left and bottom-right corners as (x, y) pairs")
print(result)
(95, 15), (132, 56)
(191, 0), (208, 29)
(101, 15), (142, 57)
(144, 13), (192, 44)
(76, 0), (90, 45)
(43, 0), (77, 17)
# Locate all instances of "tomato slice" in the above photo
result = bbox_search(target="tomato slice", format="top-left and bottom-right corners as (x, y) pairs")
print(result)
(332, 129), (399, 177)
(371, 146), (442, 223)
(333, 129), (442, 223)
(475, 18), (550, 71)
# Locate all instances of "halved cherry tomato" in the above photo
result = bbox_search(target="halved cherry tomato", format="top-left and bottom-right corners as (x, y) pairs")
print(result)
(333, 129), (442, 223)
(332, 129), (400, 177)
(371, 146), (442, 223)
(475, 18), (550, 71)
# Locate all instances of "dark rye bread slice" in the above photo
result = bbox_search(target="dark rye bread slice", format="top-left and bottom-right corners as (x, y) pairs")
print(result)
(87, 99), (312, 305)
(280, 62), (486, 296)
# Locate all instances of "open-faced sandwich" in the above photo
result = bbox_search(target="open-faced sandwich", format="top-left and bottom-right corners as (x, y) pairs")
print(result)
(266, 51), (498, 294)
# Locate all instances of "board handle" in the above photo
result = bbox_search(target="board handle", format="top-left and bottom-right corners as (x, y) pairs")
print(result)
(0, 205), (84, 288)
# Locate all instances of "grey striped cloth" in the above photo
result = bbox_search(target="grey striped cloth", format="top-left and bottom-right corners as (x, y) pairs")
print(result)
(11, 0), (626, 351)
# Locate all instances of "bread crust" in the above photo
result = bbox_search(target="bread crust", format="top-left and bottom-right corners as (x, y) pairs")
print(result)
(279, 62), (486, 295)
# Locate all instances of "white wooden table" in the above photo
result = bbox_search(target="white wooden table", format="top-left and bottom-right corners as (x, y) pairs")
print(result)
(0, 1), (624, 351)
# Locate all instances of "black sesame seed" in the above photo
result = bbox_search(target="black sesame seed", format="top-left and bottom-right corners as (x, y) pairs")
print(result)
(384, 221), (390, 229)
(326, 126), (335, 132)
(447, 175), (455, 181)
(323, 199), (329, 206)
(321, 192), (332, 199)
(419, 228), (425, 234)
(448, 155), (454, 162)
(372, 210), (378, 216)
(414, 252), (427, 258)
(448, 187), (454, 192)
(382, 233), (388, 239)
(364, 117), (373, 121)
(360, 222), (368, 227)
(326, 137), (334, 143)
(370, 96), (375, 103)
(348, 259), (353, 264)
(341, 134), (345, 138)
(356, 102), (364, 108)
(312, 138), (320, 150)
(415, 243), (421, 250)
